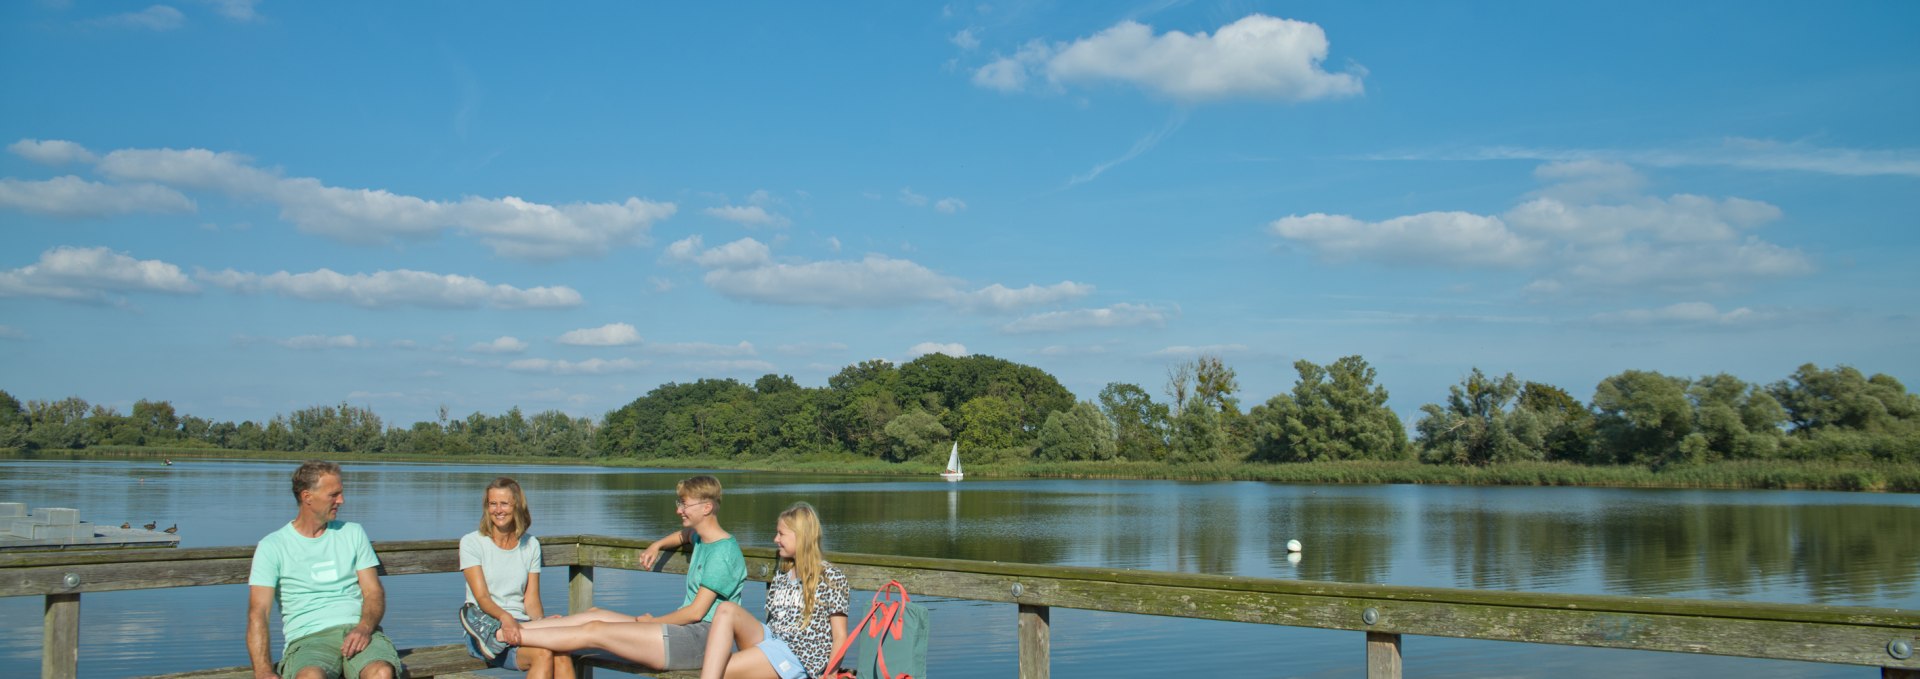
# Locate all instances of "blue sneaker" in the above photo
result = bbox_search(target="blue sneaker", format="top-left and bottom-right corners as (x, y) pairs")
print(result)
(459, 603), (507, 660)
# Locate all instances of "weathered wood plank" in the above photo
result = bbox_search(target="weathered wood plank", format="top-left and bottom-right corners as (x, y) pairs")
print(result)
(140, 643), (483, 678)
(44, 592), (79, 679)
(1019, 603), (1050, 679)
(1367, 632), (1402, 679)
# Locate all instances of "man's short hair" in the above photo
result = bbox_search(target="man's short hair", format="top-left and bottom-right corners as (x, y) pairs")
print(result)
(292, 460), (342, 501)
(676, 475), (722, 504)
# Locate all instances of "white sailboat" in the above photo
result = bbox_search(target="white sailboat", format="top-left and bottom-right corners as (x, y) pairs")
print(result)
(940, 442), (964, 482)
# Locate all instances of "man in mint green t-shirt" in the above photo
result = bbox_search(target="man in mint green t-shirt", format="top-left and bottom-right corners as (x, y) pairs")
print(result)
(246, 461), (402, 679)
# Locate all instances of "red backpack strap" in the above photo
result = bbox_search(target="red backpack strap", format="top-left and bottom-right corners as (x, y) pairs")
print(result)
(823, 592), (883, 677)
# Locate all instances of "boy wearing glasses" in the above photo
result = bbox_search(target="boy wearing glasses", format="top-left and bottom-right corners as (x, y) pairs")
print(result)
(465, 475), (747, 673)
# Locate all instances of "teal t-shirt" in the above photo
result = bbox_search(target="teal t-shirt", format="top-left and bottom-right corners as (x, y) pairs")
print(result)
(248, 520), (381, 650)
(684, 533), (746, 622)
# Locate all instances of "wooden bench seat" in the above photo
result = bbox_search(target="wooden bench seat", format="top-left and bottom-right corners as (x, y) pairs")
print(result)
(139, 644), (702, 679)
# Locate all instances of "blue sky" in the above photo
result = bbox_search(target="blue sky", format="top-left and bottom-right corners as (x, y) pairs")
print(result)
(3, 1), (1916, 428)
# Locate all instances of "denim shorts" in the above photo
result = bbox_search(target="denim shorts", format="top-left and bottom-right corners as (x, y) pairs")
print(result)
(756, 621), (809, 679)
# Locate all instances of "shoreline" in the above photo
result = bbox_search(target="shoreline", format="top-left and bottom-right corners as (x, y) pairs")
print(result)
(6, 446), (1917, 492)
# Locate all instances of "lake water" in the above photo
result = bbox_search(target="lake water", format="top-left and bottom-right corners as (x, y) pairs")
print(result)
(3, 458), (1917, 677)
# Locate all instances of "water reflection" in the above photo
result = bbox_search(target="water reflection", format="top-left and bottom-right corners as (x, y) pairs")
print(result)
(1, 459), (1917, 678)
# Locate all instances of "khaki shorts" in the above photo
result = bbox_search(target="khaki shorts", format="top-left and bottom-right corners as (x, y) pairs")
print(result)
(280, 624), (403, 679)
(661, 621), (714, 670)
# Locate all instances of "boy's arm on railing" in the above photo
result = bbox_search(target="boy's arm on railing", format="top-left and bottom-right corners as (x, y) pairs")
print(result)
(245, 585), (279, 679)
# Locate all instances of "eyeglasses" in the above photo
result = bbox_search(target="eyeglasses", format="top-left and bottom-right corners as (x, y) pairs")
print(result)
(675, 499), (711, 510)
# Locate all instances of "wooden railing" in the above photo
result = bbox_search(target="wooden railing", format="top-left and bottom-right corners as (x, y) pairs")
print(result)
(5, 534), (1918, 679)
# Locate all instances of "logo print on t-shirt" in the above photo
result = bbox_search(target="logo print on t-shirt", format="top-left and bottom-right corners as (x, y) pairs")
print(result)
(311, 559), (338, 583)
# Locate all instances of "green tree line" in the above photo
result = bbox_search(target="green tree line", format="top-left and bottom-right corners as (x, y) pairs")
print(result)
(2, 355), (1915, 467)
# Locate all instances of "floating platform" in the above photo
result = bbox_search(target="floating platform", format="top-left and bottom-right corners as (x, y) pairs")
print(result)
(0, 502), (179, 552)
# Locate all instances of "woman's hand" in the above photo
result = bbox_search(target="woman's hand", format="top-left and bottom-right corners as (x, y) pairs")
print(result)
(498, 617), (524, 646)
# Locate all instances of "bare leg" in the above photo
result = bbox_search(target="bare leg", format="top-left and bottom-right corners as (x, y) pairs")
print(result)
(293, 668), (328, 679)
(718, 647), (781, 679)
(518, 620), (667, 669)
(551, 650), (577, 679)
(520, 607), (637, 630)
(519, 646), (553, 679)
(700, 602), (768, 679)
(356, 660), (396, 679)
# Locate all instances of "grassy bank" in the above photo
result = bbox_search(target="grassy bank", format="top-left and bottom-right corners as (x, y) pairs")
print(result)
(8, 446), (1917, 492)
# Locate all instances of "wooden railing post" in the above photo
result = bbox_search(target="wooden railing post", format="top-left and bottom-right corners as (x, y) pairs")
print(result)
(44, 592), (79, 679)
(1018, 603), (1049, 679)
(1366, 632), (1402, 679)
(1885, 668), (1920, 679)
(569, 564), (594, 679)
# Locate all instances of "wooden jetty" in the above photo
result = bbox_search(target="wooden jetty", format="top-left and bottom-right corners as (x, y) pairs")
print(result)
(0, 503), (180, 552)
(3, 533), (1916, 679)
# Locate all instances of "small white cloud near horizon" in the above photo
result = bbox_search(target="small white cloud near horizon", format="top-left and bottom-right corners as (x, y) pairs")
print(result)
(673, 237), (1088, 312)
(557, 323), (642, 347)
(959, 281), (1094, 312)
(908, 342), (969, 358)
(704, 204), (788, 227)
(197, 267), (582, 309)
(646, 340), (756, 357)
(0, 246), (198, 303)
(974, 14), (1364, 102)
(278, 334), (369, 350)
(198, 0), (260, 21)
(1001, 303), (1170, 333)
(1589, 302), (1775, 326)
(951, 28), (981, 50)
(507, 357), (647, 375)
(898, 188), (929, 207)
(935, 197), (968, 214)
(1373, 137), (1920, 179)
(1150, 343), (1250, 357)
(676, 359), (779, 373)
(1270, 211), (1539, 269)
(469, 336), (530, 354)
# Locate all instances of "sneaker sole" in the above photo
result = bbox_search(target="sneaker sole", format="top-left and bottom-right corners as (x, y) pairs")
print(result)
(459, 605), (499, 660)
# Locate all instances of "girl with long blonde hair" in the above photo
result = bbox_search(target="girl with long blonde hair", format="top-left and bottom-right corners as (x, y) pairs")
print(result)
(698, 502), (851, 679)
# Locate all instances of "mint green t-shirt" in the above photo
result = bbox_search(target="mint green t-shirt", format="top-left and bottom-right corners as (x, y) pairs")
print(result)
(248, 520), (381, 650)
(684, 533), (745, 622)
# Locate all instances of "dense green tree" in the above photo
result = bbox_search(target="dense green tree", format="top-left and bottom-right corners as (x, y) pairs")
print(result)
(1681, 374), (1786, 461)
(1250, 356), (1410, 462)
(1516, 382), (1596, 463)
(1768, 364), (1920, 434)
(1035, 401), (1117, 461)
(0, 390), (24, 448)
(956, 395), (1017, 450)
(1591, 370), (1694, 466)
(1168, 401), (1228, 463)
(1416, 369), (1547, 465)
(131, 399), (181, 442)
(1098, 382), (1169, 461)
(882, 410), (949, 462)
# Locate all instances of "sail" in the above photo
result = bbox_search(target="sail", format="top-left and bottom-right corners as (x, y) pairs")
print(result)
(946, 442), (961, 474)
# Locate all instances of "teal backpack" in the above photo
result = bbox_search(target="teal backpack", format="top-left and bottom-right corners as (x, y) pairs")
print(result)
(824, 580), (929, 678)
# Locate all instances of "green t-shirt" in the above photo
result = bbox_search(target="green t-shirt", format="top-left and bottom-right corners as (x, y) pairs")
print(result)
(684, 533), (746, 622)
(248, 520), (381, 650)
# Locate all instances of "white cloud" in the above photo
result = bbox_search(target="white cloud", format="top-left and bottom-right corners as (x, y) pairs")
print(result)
(557, 323), (643, 346)
(667, 236), (773, 269)
(87, 5), (185, 31)
(908, 342), (969, 358)
(197, 267), (582, 309)
(9, 139), (98, 165)
(470, 336), (529, 354)
(0, 325), (28, 340)
(1275, 162), (1812, 293)
(703, 254), (958, 308)
(279, 335), (369, 350)
(1589, 302), (1774, 326)
(647, 341), (756, 357)
(775, 342), (847, 356)
(1001, 303), (1169, 333)
(959, 281), (1094, 312)
(977, 14), (1364, 102)
(1386, 138), (1920, 179)
(0, 246), (198, 302)
(507, 357), (647, 375)
(197, 0), (258, 21)
(704, 205), (786, 227)
(0, 176), (195, 218)
(951, 28), (981, 50)
(1150, 343), (1250, 357)
(1270, 211), (1540, 268)
(898, 188), (928, 206)
(934, 197), (968, 214)
(677, 359), (778, 373)
(95, 145), (676, 259)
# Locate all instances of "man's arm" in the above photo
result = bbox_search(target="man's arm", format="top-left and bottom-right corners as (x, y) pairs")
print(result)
(342, 567), (386, 658)
(246, 585), (280, 679)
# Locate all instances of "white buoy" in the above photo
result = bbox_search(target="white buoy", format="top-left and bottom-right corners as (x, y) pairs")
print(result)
(1286, 539), (1303, 552)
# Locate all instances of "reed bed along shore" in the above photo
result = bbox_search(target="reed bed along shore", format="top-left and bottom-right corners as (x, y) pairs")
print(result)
(12, 446), (1919, 492)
